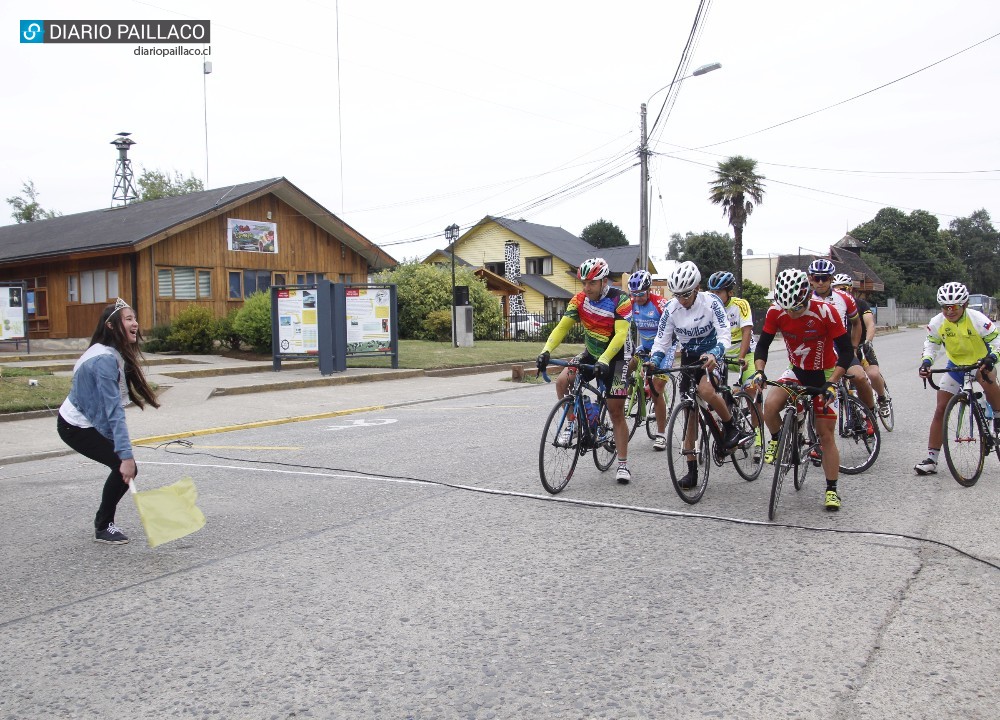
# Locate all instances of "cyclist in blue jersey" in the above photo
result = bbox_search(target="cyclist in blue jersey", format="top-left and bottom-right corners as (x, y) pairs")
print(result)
(648, 261), (750, 489)
(627, 270), (674, 450)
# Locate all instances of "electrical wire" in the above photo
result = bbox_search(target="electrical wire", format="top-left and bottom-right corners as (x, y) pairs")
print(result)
(692, 29), (1000, 151)
(144, 441), (1000, 573)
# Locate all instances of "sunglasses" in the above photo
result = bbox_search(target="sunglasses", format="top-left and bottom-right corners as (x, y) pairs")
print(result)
(630, 291), (648, 298)
(941, 304), (963, 312)
(675, 289), (696, 300)
(809, 274), (832, 282)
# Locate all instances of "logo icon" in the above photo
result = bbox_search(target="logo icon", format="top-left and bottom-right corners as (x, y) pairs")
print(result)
(21, 20), (44, 43)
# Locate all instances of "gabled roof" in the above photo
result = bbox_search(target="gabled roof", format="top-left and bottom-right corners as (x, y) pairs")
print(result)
(519, 273), (574, 300)
(774, 247), (884, 292)
(0, 177), (395, 269)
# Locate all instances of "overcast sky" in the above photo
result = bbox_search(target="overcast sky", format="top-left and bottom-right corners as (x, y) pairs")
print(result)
(5, 1), (999, 269)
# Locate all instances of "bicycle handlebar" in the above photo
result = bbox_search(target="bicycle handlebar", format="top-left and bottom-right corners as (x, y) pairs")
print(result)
(922, 361), (993, 391)
(538, 358), (607, 394)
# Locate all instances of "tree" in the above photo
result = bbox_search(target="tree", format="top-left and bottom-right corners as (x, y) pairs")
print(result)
(671, 231), (734, 281)
(948, 209), (999, 295)
(580, 218), (628, 249)
(136, 168), (205, 201)
(6, 180), (61, 223)
(708, 155), (766, 294)
(850, 208), (966, 301)
(667, 233), (686, 261)
(372, 261), (502, 340)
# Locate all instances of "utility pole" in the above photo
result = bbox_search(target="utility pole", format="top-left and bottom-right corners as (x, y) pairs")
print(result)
(638, 104), (650, 272)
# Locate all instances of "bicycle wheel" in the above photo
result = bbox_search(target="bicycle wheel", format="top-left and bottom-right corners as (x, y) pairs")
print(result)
(769, 411), (798, 521)
(942, 392), (985, 487)
(624, 375), (644, 440)
(838, 396), (881, 475)
(646, 374), (676, 440)
(592, 396), (618, 471)
(877, 379), (895, 432)
(730, 391), (764, 481)
(666, 401), (710, 504)
(794, 414), (819, 491)
(539, 397), (581, 494)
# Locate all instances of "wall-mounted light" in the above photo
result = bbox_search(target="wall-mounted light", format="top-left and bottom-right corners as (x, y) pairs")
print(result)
(266, 211), (272, 220)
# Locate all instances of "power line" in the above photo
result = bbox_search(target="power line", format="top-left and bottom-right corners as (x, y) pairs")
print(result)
(692, 29), (1000, 150)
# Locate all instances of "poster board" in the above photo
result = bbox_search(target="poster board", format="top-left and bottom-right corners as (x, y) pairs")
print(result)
(274, 286), (319, 354)
(1, 282), (28, 343)
(227, 218), (278, 254)
(345, 285), (392, 355)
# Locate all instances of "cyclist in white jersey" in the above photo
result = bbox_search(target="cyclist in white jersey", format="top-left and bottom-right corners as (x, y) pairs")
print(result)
(808, 259), (877, 416)
(648, 262), (750, 488)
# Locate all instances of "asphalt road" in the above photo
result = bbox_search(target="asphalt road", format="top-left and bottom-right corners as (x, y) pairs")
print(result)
(1, 328), (998, 719)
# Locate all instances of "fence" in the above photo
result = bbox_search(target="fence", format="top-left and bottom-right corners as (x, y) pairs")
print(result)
(872, 299), (936, 328)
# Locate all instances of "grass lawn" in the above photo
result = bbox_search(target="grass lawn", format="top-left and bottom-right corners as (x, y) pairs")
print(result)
(0, 340), (586, 413)
(0, 366), (71, 414)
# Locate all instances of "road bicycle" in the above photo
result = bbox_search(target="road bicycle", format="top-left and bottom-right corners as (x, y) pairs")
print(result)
(623, 350), (677, 440)
(834, 376), (882, 475)
(759, 381), (826, 521)
(661, 357), (764, 504)
(859, 346), (895, 432)
(537, 358), (617, 494)
(925, 362), (1000, 486)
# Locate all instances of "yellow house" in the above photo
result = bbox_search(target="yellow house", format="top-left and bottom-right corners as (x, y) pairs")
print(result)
(424, 216), (654, 322)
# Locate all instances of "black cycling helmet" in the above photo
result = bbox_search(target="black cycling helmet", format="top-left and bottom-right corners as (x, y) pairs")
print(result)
(707, 271), (736, 292)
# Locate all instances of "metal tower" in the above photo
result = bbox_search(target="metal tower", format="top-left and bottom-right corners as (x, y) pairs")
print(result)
(110, 132), (138, 206)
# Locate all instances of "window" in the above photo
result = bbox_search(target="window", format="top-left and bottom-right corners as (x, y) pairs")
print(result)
(339, 273), (352, 284)
(295, 272), (325, 285)
(68, 269), (118, 304)
(484, 261), (506, 276)
(157, 267), (211, 300)
(229, 269), (283, 299)
(525, 256), (552, 275)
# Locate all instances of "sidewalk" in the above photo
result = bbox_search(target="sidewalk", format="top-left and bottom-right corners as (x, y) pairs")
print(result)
(0, 345), (539, 465)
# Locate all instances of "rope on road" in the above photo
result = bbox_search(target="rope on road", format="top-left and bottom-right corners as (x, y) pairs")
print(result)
(147, 440), (1000, 573)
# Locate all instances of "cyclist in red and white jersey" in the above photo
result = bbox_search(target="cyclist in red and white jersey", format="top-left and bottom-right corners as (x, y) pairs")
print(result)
(808, 258), (877, 416)
(752, 269), (854, 511)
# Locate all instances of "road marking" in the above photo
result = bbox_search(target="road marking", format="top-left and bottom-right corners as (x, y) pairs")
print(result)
(325, 418), (397, 431)
(132, 405), (385, 445)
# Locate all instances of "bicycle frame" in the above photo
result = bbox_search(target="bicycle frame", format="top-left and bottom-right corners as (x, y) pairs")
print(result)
(541, 359), (610, 451)
(925, 362), (999, 485)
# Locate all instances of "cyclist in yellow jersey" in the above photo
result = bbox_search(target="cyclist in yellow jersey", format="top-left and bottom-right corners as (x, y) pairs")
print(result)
(915, 281), (1000, 475)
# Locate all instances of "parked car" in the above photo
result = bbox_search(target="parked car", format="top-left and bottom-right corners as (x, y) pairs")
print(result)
(509, 313), (543, 340)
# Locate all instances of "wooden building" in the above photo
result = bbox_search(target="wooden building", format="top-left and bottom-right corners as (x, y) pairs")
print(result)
(0, 177), (396, 338)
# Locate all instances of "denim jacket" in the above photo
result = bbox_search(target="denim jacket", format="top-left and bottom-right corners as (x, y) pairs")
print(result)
(63, 345), (133, 460)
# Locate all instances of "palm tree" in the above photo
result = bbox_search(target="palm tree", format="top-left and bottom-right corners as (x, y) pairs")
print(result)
(708, 156), (766, 293)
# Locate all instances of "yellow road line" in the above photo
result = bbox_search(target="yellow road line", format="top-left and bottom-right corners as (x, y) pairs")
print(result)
(133, 405), (385, 446)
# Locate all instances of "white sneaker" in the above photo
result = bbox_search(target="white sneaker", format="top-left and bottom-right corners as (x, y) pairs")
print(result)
(556, 424), (575, 447)
(616, 464), (632, 484)
(653, 435), (667, 451)
(914, 458), (938, 475)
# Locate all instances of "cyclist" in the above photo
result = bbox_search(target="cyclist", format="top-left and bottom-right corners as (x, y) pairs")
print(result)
(707, 270), (762, 452)
(648, 261), (749, 489)
(752, 268), (854, 511)
(808, 259), (878, 426)
(832, 273), (890, 417)
(537, 257), (635, 483)
(914, 281), (1000, 475)
(626, 270), (675, 450)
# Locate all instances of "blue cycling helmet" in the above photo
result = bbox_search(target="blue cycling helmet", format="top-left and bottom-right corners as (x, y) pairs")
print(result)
(707, 271), (736, 292)
(628, 270), (652, 294)
(807, 258), (836, 276)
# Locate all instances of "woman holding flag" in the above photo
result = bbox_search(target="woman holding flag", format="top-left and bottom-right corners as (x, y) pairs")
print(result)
(57, 298), (160, 544)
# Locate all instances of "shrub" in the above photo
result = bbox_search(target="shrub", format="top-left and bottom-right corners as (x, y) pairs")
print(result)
(142, 324), (175, 353)
(232, 291), (273, 353)
(540, 319), (584, 344)
(213, 308), (242, 351)
(422, 309), (453, 342)
(167, 306), (215, 353)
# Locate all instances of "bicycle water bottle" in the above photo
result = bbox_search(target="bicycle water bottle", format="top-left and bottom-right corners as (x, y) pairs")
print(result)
(583, 397), (600, 432)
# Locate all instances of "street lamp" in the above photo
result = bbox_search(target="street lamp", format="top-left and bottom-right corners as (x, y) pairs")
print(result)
(638, 62), (721, 271)
(445, 223), (460, 347)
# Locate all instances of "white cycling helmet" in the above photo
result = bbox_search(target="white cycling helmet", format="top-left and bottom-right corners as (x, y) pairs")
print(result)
(578, 257), (610, 281)
(774, 269), (811, 310)
(807, 258), (836, 276)
(832, 273), (853, 288)
(936, 281), (969, 306)
(668, 261), (701, 295)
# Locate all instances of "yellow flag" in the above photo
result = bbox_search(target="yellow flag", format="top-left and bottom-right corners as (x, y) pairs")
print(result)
(130, 477), (206, 548)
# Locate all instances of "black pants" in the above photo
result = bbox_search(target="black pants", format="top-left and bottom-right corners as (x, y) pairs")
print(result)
(57, 415), (135, 531)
